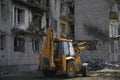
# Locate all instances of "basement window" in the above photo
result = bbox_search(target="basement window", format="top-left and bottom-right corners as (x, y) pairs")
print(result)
(0, 35), (6, 50)
(32, 39), (39, 52)
(14, 7), (25, 26)
(14, 37), (25, 53)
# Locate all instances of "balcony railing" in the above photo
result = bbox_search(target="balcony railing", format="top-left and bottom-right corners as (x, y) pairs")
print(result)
(110, 12), (118, 20)
(66, 0), (73, 3)
(12, 0), (47, 11)
(12, 26), (45, 37)
(60, 12), (74, 21)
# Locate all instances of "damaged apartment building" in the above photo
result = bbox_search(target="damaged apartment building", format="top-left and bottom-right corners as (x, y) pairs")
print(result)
(0, 0), (74, 73)
(1, 0), (120, 74)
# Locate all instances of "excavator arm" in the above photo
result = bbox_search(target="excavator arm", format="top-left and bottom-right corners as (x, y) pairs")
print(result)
(73, 42), (89, 55)
(38, 28), (55, 71)
(73, 41), (98, 55)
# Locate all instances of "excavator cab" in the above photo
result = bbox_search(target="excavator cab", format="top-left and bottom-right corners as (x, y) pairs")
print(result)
(53, 38), (77, 77)
(53, 38), (75, 58)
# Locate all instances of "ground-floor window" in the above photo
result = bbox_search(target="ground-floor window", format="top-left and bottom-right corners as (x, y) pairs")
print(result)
(14, 37), (25, 53)
(0, 34), (6, 50)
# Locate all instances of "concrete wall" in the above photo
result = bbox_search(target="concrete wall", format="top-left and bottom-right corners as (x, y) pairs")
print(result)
(0, 0), (12, 66)
(49, 0), (61, 37)
(75, 0), (109, 40)
(75, 0), (110, 62)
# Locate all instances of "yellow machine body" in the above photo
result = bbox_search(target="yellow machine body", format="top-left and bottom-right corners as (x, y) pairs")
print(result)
(38, 28), (93, 77)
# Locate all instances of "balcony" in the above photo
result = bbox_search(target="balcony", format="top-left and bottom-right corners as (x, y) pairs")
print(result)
(12, 0), (47, 12)
(61, 0), (73, 4)
(12, 27), (45, 38)
(60, 13), (74, 23)
(12, 22), (45, 37)
(110, 12), (118, 20)
(66, 0), (73, 3)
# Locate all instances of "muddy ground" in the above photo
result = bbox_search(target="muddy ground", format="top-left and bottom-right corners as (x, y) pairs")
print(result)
(0, 68), (120, 80)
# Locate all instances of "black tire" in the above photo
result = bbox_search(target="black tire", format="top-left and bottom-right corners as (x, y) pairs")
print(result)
(43, 69), (57, 77)
(81, 65), (88, 77)
(66, 61), (76, 78)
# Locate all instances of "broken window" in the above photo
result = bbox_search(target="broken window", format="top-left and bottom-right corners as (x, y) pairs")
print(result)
(32, 15), (42, 31)
(14, 37), (25, 53)
(118, 24), (120, 35)
(46, 17), (49, 28)
(69, 3), (74, 15)
(60, 23), (69, 37)
(54, 21), (57, 32)
(60, 3), (66, 16)
(55, 0), (57, 10)
(70, 24), (74, 39)
(46, 0), (49, 7)
(1, 3), (6, 23)
(110, 23), (118, 37)
(32, 39), (39, 52)
(41, 0), (46, 7)
(0, 35), (6, 50)
(14, 7), (25, 26)
(61, 23), (66, 33)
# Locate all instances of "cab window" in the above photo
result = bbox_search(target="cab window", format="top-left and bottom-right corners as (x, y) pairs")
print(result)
(69, 42), (75, 56)
(62, 42), (70, 56)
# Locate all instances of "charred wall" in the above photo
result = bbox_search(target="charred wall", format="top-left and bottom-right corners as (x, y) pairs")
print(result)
(75, 0), (109, 41)
(75, 0), (110, 62)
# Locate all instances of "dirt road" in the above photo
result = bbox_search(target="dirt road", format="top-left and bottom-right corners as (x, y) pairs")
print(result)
(0, 75), (120, 80)
(0, 69), (120, 80)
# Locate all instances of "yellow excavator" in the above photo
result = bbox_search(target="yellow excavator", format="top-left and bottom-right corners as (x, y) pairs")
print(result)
(38, 28), (97, 77)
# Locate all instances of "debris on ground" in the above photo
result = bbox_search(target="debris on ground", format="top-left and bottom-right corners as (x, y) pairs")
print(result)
(84, 59), (120, 71)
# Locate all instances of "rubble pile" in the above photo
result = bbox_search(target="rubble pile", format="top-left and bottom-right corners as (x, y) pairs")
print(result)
(85, 59), (120, 71)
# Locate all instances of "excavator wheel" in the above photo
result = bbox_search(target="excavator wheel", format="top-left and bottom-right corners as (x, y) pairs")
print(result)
(66, 61), (76, 77)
